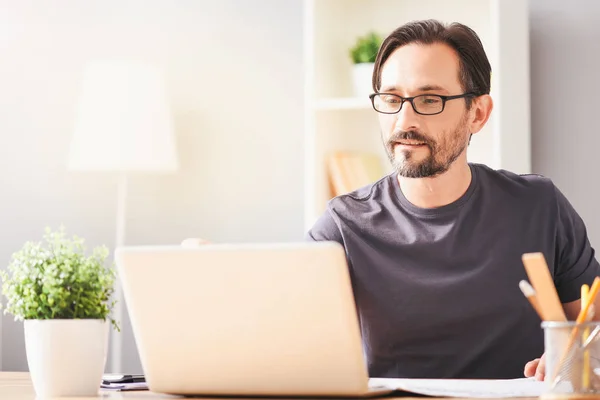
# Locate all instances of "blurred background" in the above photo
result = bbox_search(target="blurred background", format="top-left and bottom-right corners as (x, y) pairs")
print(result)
(0, 0), (598, 374)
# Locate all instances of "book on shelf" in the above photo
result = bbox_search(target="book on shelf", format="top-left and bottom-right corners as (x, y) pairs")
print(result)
(327, 151), (385, 197)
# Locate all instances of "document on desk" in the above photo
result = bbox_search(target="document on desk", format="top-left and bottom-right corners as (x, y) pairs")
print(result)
(369, 377), (564, 398)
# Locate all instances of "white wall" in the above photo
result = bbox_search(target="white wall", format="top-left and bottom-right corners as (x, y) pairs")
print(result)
(529, 0), (600, 245)
(0, 0), (304, 372)
(4, 0), (598, 376)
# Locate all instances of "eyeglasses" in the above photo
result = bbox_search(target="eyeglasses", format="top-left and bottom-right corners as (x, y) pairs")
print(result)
(368, 92), (476, 115)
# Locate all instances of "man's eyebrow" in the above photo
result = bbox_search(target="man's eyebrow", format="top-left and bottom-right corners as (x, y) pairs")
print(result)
(378, 84), (450, 93)
(417, 84), (449, 93)
(379, 85), (399, 92)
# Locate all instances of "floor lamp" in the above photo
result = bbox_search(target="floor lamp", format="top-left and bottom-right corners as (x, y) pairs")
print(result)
(67, 61), (178, 373)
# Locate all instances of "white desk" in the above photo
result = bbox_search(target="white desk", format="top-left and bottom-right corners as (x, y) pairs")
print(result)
(0, 371), (537, 400)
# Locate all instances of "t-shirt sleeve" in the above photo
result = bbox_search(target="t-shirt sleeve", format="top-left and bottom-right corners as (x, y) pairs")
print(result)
(305, 207), (344, 245)
(553, 184), (600, 303)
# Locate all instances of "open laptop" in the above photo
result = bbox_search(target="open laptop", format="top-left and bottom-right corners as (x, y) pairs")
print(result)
(115, 241), (393, 397)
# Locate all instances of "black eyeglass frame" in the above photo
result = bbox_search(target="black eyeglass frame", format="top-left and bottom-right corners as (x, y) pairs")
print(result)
(368, 92), (477, 115)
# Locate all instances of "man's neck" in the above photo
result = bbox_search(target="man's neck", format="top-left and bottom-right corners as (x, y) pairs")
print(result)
(397, 159), (472, 209)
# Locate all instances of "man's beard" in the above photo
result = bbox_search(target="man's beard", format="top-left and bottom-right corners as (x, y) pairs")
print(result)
(383, 115), (469, 178)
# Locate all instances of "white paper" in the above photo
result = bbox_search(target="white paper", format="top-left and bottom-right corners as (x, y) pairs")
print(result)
(369, 377), (569, 398)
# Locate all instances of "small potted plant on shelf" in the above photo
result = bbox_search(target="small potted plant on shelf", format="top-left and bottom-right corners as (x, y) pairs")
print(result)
(349, 31), (383, 97)
(0, 226), (119, 398)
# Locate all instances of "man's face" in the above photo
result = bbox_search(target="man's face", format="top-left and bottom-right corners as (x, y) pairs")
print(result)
(377, 42), (471, 178)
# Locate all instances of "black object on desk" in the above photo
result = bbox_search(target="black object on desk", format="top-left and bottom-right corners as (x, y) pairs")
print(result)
(101, 374), (148, 391)
(102, 374), (146, 384)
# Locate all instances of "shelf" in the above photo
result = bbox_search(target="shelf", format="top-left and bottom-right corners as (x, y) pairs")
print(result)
(314, 97), (372, 111)
(303, 0), (531, 231)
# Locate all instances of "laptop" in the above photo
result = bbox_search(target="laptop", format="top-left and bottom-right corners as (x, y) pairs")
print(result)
(115, 241), (392, 397)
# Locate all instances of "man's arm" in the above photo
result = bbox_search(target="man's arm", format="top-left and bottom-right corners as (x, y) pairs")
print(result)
(305, 206), (343, 244)
(563, 296), (600, 320)
(552, 183), (600, 304)
(525, 184), (600, 380)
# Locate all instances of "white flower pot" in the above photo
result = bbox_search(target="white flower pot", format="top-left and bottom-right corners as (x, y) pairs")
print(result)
(352, 62), (375, 98)
(24, 319), (109, 398)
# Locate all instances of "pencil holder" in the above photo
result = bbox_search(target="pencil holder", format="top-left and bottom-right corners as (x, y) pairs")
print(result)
(542, 321), (600, 399)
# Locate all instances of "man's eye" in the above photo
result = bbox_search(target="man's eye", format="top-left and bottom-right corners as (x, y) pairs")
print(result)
(420, 96), (442, 104)
(381, 96), (400, 104)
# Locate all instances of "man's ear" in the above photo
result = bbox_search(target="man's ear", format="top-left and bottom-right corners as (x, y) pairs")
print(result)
(469, 94), (493, 134)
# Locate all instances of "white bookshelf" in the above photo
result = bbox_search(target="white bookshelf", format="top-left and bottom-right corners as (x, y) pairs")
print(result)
(303, 0), (531, 231)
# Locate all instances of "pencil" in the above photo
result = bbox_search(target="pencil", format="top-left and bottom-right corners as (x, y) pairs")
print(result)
(582, 284), (591, 390)
(519, 280), (544, 320)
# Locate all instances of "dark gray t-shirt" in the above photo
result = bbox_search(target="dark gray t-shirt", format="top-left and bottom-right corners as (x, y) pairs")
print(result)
(306, 163), (600, 379)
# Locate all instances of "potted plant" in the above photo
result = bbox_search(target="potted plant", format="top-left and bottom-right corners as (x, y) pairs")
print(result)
(349, 31), (383, 97)
(0, 226), (119, 398)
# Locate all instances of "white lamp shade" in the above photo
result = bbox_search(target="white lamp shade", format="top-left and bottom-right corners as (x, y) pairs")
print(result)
(68, 61), (178, 172)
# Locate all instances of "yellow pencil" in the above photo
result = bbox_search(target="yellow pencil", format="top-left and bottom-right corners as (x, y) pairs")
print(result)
(582, 284), (591, 390)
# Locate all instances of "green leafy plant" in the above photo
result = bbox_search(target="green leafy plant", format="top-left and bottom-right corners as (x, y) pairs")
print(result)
(349, 31), (383, 64)
(0, 226), (119, 331)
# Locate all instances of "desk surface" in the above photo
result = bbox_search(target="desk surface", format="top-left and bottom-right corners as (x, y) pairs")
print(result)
(0, 371), (536, 400)
(0, 372), (162, 399)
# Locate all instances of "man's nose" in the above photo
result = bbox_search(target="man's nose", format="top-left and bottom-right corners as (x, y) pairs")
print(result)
(394, 100), (420, 132)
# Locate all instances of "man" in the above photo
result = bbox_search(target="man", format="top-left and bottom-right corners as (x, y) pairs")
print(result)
(306, 19), (600, 380)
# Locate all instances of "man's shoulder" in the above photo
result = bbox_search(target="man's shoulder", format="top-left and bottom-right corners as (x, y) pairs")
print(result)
(306, 175), (394, 242)
(327, 173), (395, 212)
(473, 163), (556, 195)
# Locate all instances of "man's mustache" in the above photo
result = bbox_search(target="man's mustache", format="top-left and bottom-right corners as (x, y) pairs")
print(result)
(388, 130), (434, 147)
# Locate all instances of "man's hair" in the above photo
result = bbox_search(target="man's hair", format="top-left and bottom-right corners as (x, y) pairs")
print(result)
(372, 19), (491, 102)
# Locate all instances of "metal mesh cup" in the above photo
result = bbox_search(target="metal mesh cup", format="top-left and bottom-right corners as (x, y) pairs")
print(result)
(542, 321), (600, 397)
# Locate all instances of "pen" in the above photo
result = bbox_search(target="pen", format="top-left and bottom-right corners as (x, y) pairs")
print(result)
(519, 280), (544, 320)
